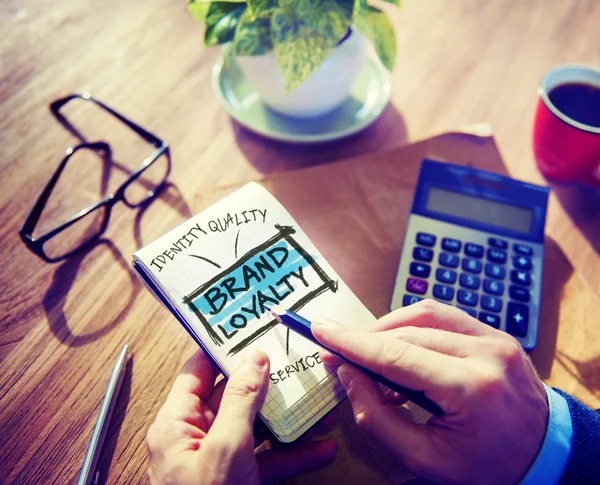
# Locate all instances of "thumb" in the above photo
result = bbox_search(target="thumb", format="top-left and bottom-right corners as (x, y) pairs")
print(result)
(338, 364), (430, 463)
(209, 349), (270, 446)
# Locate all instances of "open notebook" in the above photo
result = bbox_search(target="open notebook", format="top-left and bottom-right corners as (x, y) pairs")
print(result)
(133, 182), (375, 442)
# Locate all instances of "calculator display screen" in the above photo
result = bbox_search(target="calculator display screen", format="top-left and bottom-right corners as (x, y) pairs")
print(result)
(426, 187), (533, 234)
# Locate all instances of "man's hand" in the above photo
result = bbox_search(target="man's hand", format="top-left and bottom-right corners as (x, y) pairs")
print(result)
(312, 300), (548, 485)
(146, 348), (337, 485)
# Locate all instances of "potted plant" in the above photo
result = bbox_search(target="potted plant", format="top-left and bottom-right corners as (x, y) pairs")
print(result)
(188, 0), (399, 118)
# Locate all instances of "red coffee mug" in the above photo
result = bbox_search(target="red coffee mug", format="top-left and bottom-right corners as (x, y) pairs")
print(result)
(533, 64), (600, 187)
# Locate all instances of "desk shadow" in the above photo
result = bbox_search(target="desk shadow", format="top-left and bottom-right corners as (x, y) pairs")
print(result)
(555, 351), (600, 392)
(97, 356), (134, 485)
(548, 181), (600, 257)
(43, 240), (139, 346)
(335, 400), (415, 484)
(134, 182), (194, 249)
(529, 235), (573, 379)
(232, 103), (409, 174)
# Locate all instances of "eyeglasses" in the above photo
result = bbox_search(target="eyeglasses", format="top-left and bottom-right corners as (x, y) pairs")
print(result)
(19, 93), (171, 262)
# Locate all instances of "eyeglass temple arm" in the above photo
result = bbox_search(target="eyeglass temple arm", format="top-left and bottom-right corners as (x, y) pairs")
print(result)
(50, 93), (166, 149)
(19, 142), (111, 239)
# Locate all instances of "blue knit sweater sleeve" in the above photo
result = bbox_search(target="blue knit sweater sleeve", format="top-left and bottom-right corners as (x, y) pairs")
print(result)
(554, 388), (600, 485)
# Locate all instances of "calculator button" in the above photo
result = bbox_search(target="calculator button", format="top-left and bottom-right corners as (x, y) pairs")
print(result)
(485, 263), (506, 280)
(436, 268), (457, 284)
(459, 273), (481, 290)
(416, 232), (436, 247)
(459, 306), (477, 318)
(410, 262), (431, 278)
(413, 247), (434, 262)
(488, 237), (508, 249)
(507, 302), (529, 337)
(442, 238), (462, 253)
(487, 248), (507, 264)
(511, 270), (531, 286)
(439, 252), (459, 268)
(483, 279), (504, 295)
(479, 312), (501, 328)
(462, 258), (482, 274)
(464, 243), (484, 258)
(457, 290), (478, 307)
(513, 255), (533, 270)
(481, 295), (503, 313)
(406, 277), (428, 295)
(403, 295), (423, 307)
(514, 244), (533, 256)
(433, 284), (455, 301)
(509, 285), (531, 302)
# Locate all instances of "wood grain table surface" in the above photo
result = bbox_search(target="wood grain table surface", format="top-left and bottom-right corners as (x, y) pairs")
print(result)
(1, 0), (599, 483)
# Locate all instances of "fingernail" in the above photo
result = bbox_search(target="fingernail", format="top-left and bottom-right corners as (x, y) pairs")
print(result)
(355, 411), (368, 427)
(243, 349), (268, 367)
(321, 350), (343, 369)
(337, 366), (353, 391)
(320, 349), (333, 361)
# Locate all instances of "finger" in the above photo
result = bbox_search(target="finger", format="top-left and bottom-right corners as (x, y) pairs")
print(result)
(383, 388), (409, 406)
(324, 348), (408, 405)
(312, 319), (463, 395)
(157, 349), (220, 424)
(337, 364), (430, 462)
(320, 349), (344, 368)
(208, 349), (270, 448)
(206, 376), (227, 413)
(169, 349), (220, 401)
(371, 300), (495, 336)
(381, 326), (486, 358)
(257, 439), (338, 484)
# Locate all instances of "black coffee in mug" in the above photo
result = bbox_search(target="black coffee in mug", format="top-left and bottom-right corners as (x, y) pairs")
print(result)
(548, 82), (600, 128)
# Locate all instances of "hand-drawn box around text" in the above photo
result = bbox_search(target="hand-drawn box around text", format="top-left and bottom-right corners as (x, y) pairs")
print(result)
(183, 225), (338, 356)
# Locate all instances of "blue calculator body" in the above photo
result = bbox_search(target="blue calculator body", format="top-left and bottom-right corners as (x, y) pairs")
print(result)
(391, 159), (550, 350)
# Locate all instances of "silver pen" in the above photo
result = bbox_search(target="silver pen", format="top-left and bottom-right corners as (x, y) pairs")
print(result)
(77, 343), (129, 485)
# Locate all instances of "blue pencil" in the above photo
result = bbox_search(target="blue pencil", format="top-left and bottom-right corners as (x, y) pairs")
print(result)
(267, 305), (444, 417)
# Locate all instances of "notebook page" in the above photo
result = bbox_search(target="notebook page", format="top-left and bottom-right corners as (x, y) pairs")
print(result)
(133, 182), (374, 441)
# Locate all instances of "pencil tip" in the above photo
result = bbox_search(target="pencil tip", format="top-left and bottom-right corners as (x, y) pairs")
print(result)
(270, 304), (285, 315)
(265, 305), (285, 323)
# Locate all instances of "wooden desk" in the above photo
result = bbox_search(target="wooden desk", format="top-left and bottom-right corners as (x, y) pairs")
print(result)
(1, 1), (599, 484)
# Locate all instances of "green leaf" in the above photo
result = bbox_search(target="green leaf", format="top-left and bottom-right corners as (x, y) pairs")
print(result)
(232, 10), (273, 55)
(204, 2), (247, 47)
(380, 0), (401, 6)
(188, 0), (210, 22)
(246, 0), (277, 20)
(270, 0), (354, 92)
(271, 8), (331, 93)
(354, 4), (397, 70)
(188, 0), (246, 23)
(297, 0), (354, 35)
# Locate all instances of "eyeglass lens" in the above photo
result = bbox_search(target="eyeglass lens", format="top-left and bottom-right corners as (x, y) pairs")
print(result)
(123, 150), (170, 207)
(57, 97), (158, 183)
(37, 146), (110, 260)
(33, 97), (169, 260)
(42, 205), (108, 261)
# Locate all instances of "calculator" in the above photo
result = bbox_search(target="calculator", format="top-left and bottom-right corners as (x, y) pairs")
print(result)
(391, 159), (550, 350)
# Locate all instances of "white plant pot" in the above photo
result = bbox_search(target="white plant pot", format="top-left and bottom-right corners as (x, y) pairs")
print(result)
(236, 30), (367, 118)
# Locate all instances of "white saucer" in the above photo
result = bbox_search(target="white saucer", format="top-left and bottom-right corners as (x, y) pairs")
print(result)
(212, 54), (391, 143)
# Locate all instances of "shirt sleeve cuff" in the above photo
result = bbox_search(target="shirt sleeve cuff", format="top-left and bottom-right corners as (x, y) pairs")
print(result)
(519, 384), (573, 485)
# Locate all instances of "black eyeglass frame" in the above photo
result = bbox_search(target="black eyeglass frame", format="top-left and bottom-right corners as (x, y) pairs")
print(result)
(19, 93), (171, 263)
